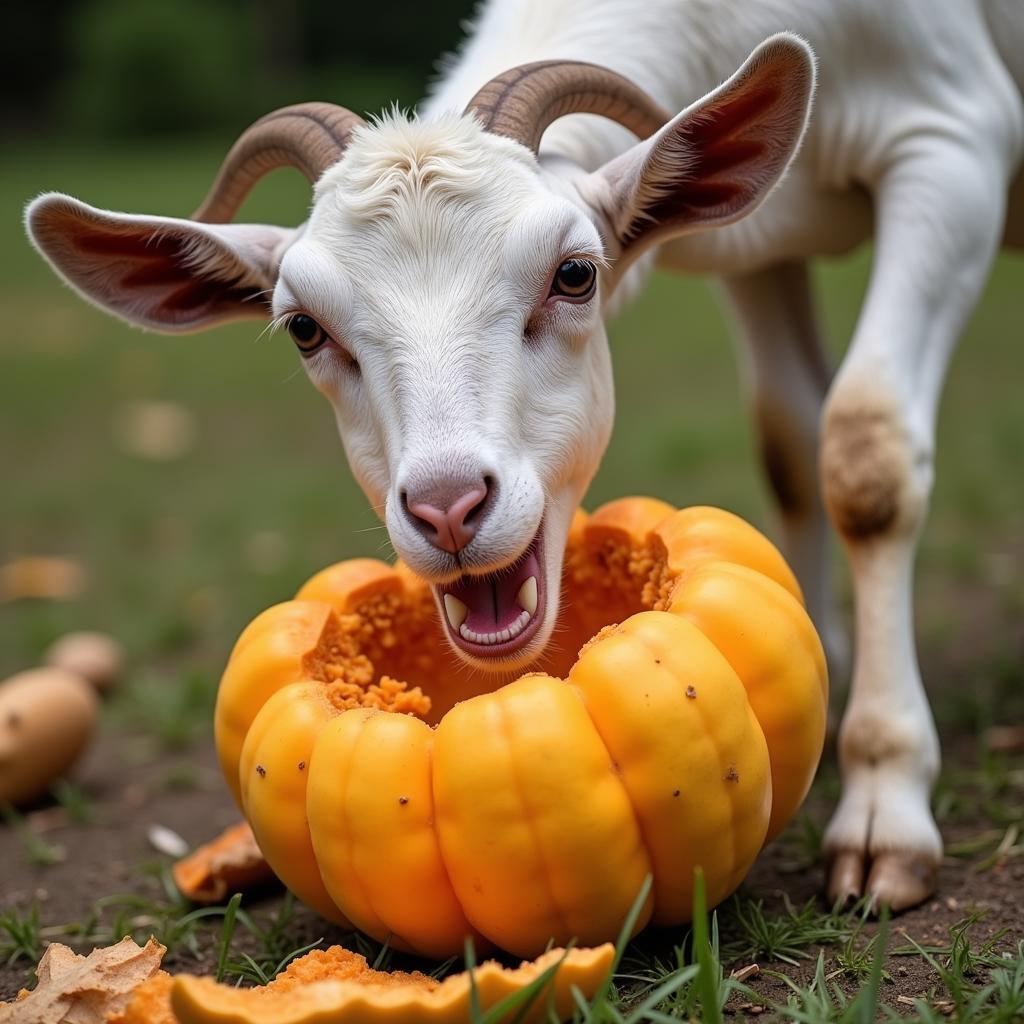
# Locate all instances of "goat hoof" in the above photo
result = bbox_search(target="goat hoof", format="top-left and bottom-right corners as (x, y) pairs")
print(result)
(826, 848), (938, 914)
(865, 851), (937, 914)
(826, 849), (866, 907)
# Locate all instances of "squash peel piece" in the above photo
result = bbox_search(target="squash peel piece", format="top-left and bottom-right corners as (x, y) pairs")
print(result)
(170, 943), (614, 1024)
(172, 821), (275, 903)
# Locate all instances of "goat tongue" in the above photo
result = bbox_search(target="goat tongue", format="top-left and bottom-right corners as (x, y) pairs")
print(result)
(443, 547), (539, 633)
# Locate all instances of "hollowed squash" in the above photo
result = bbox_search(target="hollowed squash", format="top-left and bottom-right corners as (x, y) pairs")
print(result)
(215, 499), (827, 959)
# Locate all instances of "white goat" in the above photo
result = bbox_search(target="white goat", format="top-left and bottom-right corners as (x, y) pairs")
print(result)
(25, 0), (1024, 914)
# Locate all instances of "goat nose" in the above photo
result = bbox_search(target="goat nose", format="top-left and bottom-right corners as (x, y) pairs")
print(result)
(404, 479), (492, 554)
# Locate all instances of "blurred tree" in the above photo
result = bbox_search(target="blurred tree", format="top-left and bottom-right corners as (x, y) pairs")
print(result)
(2, 0), (478, 142)
(62, 0), (254, 137)
(0, 0), (80, 133)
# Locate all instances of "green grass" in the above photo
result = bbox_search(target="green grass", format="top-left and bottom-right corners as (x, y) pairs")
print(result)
(0, 903), (41, 971)
(217, 892), (325, 986)
(49, 778), (95, 824)
(721, 894), (860, 967)
(0, 804), (65, 866)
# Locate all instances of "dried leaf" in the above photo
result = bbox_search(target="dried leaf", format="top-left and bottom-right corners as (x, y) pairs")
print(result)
(985, 724), (1024, 754)
(173, 821), (275, 903)
(0, 936), (165, 1024)
(0, 557), (86, 603)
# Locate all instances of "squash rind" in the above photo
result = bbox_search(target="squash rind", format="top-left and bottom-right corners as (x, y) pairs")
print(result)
(433, 674), (653, 957)
(668, 560), (827, 840)
(216, 601), (333, 807)
(306, 709), (476, 957)
(239, 682), (351, 926)
(569, 611), (772, 921)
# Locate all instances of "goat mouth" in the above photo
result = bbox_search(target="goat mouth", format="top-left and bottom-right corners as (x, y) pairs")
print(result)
(434, 529), (545, 660)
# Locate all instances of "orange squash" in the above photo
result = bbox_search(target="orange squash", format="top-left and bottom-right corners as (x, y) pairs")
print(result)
(215, 500), (827, 958)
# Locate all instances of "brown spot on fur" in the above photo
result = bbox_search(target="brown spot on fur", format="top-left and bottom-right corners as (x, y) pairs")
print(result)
(821, 396), (913, 540)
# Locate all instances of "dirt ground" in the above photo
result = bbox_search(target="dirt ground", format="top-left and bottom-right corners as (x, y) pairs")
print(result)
(727, 787), (1024, 1010)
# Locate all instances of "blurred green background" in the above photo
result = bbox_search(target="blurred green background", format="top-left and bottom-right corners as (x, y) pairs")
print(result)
(1, 0), (1021, 730)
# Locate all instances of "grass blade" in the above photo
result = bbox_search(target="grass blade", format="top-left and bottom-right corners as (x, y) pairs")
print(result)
(588, 873), (653, 1014)
(692, 869), (723, 1024)
(622, 964), (698, 1023)
(465, 936), (483, 1023)
(214, 892), (242, 982)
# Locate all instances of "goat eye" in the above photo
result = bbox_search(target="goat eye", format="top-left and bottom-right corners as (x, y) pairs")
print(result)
(287, 314), (328, 354)
(551, 258), (596, 299)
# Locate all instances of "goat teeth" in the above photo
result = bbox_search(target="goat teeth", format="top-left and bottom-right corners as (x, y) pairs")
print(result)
(458, 607), (535, 647)
(444, 594), (469, 630)
(517, 576), (538, 616)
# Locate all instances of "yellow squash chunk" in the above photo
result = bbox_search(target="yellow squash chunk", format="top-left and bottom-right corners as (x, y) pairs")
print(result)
(171, 944), (615, 1024)
(172, 821), (274, 904)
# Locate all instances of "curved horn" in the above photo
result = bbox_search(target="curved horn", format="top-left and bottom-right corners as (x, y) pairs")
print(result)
(193, 102), (365, 224)
(465, 61), (671, 152)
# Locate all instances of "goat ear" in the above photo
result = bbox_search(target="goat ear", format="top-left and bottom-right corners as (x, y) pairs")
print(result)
(24, 193), (297, 333)
(589, 34), (815, 258)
